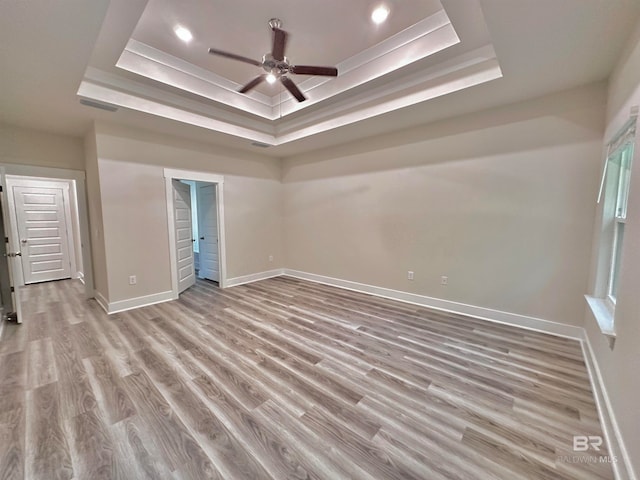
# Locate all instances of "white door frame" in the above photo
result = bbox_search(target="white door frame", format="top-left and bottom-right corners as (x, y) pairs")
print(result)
(5, 177), (77, 285)
(0, 164), (95, 300)
(163, 168), (227, 297)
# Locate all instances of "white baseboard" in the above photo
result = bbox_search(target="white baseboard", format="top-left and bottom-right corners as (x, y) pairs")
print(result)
(94, 289), (176, 314)
(76, 271), (85, 284)
(282, 269), (585, 340)
(94, 290), (109, 313)
(226, 269), (285, 288)
(582, 331), (636, 480)
(94, 268), (286, 314)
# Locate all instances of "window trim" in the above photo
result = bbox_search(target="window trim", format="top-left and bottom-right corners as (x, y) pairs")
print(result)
(606, 218), (624, 302)
(588, 115), (636, 337)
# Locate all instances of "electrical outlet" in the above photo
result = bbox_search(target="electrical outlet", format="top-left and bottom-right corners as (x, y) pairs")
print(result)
(407, 271), (414, 280)
(269, 255), (274, 262)
(440, 275), (448, 286)
(129, 275), (137, 285)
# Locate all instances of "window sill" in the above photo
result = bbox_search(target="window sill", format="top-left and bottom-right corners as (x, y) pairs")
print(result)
(585, 295), (616, 337)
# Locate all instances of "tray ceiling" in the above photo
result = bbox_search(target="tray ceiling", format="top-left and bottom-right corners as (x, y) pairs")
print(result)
(78, 0), (502, 146)
(3, 0), (638, 157)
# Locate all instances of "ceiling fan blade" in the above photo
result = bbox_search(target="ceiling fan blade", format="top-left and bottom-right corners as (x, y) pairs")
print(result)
(272, 28), (288, 61)
(208, 48), (261, 67)
(239, 75), (267, 94)
(280, 76), (306, 102)
(290, 65), (338, 76)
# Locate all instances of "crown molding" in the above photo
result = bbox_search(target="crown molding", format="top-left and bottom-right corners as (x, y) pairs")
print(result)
(78, 44), (501, 146)
(115, 9), (459, 119)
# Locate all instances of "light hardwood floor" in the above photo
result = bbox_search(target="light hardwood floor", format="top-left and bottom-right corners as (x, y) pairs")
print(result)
(0, 276), (613, 479)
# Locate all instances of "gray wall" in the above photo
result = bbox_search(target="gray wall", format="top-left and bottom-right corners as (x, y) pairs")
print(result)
(93, 123), (283, 303)
(584, 19), (640, 479)
(0, 122), (85, 170)
(282, 83), (606, 327)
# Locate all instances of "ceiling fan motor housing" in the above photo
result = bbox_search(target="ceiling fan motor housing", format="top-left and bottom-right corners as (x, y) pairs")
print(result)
(208, 17), (337, 102)
(262, 54), (291, 75)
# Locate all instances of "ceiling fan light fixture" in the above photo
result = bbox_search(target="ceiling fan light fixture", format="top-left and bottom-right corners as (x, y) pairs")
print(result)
(266, 73), (277, 84)
(208, 18), (338, 102)
(371, 6), (390, 25)
(174, 25), (193, 43)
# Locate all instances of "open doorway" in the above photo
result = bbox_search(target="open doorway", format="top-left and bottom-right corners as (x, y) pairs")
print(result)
(181, 180), (220, 284)
(0, 165), (94, 324)
(164, 168), (226, 299)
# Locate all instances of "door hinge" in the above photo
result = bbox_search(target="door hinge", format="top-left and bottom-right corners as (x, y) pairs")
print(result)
(10, 286), (14, 293)
(4, 237), (8, 243)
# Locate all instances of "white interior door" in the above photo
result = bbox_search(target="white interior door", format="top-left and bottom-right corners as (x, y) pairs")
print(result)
(173, 180), (196, 293)
(197, 184), (219, 282)
(0, 187), (22, 323)
(13, 186), (72, 284)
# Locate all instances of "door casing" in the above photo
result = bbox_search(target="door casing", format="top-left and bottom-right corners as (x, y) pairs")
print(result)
(0, 165), (95, 324)
(164, 168), (226, 299)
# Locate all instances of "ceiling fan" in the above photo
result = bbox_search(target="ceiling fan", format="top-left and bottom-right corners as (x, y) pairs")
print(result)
(208, 18), (338, 102)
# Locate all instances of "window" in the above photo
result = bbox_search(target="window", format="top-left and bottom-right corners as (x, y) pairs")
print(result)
(603, 142), (633, 306)
(588, 117), (635, 335)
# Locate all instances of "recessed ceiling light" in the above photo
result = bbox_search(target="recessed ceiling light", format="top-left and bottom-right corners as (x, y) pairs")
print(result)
(371, 6), (390, 24)
(266, 73), (277, 84)
(174, 26), (193, 43)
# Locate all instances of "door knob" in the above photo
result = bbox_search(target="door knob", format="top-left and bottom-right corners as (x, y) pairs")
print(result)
(7, 252), (21, 257)
(20, 239), (27, 244)
(200, 236), (205, 240)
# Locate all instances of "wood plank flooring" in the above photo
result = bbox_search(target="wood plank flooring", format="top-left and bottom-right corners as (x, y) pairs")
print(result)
(0, 277), (613, 479)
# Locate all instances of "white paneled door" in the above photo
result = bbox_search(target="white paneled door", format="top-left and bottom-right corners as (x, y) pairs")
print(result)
(173, 180), (196, 293)
(197, 184), (219, 282)
(13, 186), (72, 284)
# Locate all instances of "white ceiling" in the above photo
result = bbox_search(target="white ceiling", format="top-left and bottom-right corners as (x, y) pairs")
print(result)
(1, 0), (639, 158)
(133, 0), (444, 90)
